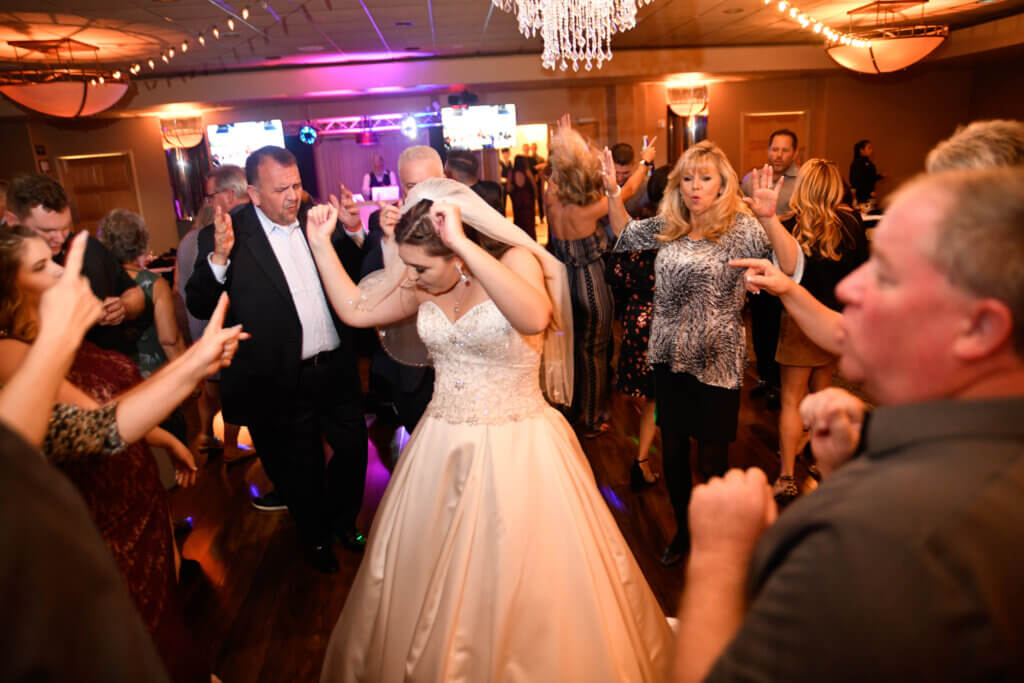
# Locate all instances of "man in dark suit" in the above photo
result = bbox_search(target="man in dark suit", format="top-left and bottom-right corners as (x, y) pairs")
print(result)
(186, 146), (367, 573)
(361, 145), (444, 434)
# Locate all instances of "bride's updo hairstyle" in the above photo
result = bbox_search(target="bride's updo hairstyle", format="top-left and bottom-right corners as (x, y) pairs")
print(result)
(395, 198), (511, 260)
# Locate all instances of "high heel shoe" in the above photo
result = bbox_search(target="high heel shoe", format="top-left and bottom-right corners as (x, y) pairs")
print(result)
(630, 457), (661, 491)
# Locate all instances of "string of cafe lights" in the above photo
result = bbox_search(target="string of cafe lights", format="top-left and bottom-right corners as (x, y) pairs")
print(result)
(763, 0), (872, 49)
(89, 3), (279, 86)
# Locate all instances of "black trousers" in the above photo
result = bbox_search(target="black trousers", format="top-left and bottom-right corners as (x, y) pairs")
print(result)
(749, 292), (782, 388)
(248, 350), (367, 549)
(654, 366), (738, 538)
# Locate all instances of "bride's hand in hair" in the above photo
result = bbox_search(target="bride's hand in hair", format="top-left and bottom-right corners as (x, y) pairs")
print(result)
(306, 197), (340, 249)
(430, 202), (471, 252)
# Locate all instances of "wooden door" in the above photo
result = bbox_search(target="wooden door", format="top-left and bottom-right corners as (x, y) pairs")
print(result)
(56, 152), (141, 235)
(740, 112), (807, 179)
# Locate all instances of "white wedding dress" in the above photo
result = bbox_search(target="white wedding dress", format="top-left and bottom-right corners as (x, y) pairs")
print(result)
(320, 300), (674, 682)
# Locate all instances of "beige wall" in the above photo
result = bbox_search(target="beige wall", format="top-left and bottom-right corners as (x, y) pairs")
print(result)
(24, 117), (179, 253)
(0, 121), (37, 189)
(706, 67), (978, 201)
(967, 53), (1024, 121)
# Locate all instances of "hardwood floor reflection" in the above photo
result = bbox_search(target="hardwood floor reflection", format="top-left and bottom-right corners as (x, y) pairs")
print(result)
(170, 367), (807, 682)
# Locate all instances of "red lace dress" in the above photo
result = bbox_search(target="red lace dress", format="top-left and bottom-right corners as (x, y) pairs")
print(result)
(57, 341), (208, 683)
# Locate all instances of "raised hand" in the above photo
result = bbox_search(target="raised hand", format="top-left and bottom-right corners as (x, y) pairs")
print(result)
(193, 292), (250, 377)
(37, 230), (102, 346)
(306, 198), (340, 249)
(378, 201), (400, 239)
(729, 257), (794, 297)
(599, 147), (618, 195)
(212, 205), (234, 266)
(336, 183), (362, 230)
(559, 112), (572, 130)
(430, 202), (469, 251)
(799, 388), (867, 479)
(742, 164), (784, 219)
(688, 467), (777, 560)
(640, 135), (658, 165)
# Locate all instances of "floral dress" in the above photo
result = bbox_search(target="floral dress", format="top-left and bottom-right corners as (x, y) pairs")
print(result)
(606, 249), (656, 399)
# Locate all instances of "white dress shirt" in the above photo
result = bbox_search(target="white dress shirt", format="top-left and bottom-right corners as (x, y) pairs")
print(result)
(207, 207), (341, 360)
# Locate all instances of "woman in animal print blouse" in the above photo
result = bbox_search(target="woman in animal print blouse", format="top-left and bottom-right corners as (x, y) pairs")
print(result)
(603, 141), (803, 566)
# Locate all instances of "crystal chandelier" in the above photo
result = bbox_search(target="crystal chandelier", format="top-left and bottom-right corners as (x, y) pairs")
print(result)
(493, 0), (652, 71)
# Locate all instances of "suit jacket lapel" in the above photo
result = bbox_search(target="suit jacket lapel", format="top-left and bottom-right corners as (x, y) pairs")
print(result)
(234, 205), (298, 315)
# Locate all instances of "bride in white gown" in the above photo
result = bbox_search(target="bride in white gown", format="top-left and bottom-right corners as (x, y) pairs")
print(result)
(306, 178), (673, 682)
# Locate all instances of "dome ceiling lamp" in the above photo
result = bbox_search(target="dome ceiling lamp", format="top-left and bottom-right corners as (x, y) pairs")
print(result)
(0, 38), (130, 117)
(826, 0), (948, 74)
(761, 0), (948, 75)
(826, 23), (948, 74)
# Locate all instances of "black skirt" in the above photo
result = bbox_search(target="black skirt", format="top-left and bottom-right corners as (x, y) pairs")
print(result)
(653, 364), (741, 442)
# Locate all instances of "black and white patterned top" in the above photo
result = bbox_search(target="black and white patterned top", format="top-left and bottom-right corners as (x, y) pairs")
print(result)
(614, 212), (777, 390)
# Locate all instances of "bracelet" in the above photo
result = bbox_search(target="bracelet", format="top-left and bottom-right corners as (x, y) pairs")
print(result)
(641, 159), (654, 168)
(606, 185), (621, 198)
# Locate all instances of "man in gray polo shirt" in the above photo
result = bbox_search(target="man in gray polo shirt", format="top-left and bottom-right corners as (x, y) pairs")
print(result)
(675, 166), (1024, 682)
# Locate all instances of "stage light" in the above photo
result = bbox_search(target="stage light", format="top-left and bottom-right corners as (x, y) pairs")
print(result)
(400, 115), (418, 139)
(298, 124), (318, 144)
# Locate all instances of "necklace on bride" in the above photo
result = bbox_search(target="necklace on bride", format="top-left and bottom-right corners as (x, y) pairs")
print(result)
(453, 264), (472, 314)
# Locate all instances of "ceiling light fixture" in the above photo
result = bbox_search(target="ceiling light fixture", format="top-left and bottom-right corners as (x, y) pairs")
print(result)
(242, 6), (250, 19)
(212, 26), (221, 38)
(494, 0), (654, 71)
(227, 17), (235, 31)
(826, 24), (947, 73)
(198, 34), (206, 46)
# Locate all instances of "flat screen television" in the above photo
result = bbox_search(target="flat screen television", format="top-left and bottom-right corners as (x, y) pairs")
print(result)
(441, 104), (517, 150)
(207, 119), (285, 168)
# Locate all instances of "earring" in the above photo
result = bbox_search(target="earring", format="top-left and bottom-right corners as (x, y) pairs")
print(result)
(457, 264), (470, 286)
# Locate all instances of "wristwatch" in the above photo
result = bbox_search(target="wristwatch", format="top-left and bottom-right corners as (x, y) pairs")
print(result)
(641, 159), (654, 168)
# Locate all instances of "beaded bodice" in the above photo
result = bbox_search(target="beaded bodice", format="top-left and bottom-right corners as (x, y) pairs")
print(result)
(418, 300), (547, 424)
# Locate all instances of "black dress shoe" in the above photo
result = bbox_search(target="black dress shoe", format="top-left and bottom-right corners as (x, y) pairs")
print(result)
(336, 528), (367, 553)
(306, 544), (339, 574)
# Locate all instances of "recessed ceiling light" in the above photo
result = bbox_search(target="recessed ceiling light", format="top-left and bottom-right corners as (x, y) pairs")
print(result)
(975, 0), (1002, 5)
(393, 20), (414, 27)
(723, 7), (744, 13)
(296, 44), (325, 52)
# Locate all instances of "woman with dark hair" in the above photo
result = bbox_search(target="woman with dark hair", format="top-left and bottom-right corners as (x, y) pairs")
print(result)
(545, 123), (655, 437)
(605, 141), (802, 566)
(772, 159), (868, 502)
(99, 209), (185, 376)
(0, 226), (246, 682)
(308, 179), (673, 682)
(849, 139), (884, 208)
(506, 154), (537, 238)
